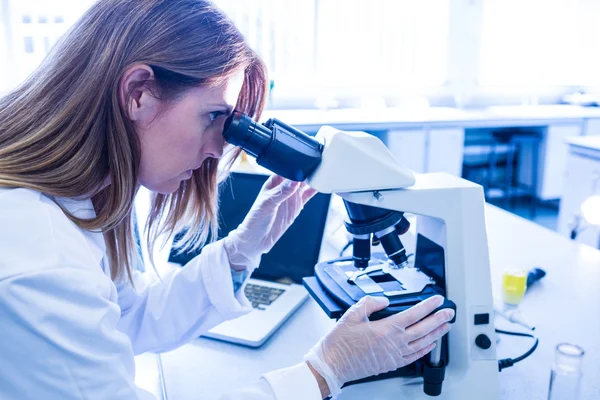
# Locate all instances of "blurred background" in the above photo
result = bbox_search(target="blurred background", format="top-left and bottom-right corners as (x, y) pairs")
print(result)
(2, 0), (600, 107)
(2, 0), (600, 247)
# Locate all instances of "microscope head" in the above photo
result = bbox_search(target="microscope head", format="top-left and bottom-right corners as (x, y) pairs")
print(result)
(222, 112), (416, 269)
(223, 111), (323, 181)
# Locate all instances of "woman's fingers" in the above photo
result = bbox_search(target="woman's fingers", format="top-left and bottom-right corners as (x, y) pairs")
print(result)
(386, 342), (437, 369)
(263, 179), (301, 206)
(402, 343), (437, 366)
(407, 323), (451, 354)
(404, 308), (454, 341)
(386, 295), (444, 328)
(263, 174), (285, 190)
(301, 185), (318, 203)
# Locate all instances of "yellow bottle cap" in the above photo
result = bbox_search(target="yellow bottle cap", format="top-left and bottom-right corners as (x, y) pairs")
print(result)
(502, 269), (528, 305)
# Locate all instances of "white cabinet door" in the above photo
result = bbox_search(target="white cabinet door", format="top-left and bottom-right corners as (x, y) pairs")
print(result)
(385, 130), (427, 173)
(583, 118), (600, 136)
(534, 124), (582, 200)
(557, 150), (600, 246)
(426, 128), (465, 175)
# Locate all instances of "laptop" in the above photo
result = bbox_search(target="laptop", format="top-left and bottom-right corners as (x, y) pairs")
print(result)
(168, 171), (331, 347)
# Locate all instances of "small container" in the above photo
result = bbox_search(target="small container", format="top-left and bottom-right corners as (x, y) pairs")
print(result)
(502, 269), (528, 305)
(547, 343), (585, 400)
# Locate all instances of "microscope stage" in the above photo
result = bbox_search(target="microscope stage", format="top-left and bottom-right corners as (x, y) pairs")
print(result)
(335, 259), (436, 297)
(305, 253), (450, 320)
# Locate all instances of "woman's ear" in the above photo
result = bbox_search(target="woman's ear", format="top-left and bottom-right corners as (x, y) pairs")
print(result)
(119, 64), (159, 122)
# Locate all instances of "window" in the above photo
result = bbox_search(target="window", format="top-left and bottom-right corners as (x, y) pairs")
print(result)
(215, 0), (450, 93)
(0, 0), (94, 92)
(8, 0), (598, 106)
(1, 0), (450, 99)
(479, 0), (600, 87)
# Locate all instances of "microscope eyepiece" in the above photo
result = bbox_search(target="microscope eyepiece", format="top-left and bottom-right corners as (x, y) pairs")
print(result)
(223, 112), (273, 159)
(222, 111), (323, 181)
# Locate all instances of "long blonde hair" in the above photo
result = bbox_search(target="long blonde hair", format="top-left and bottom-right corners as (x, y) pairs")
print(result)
(0, 0), (268, 282)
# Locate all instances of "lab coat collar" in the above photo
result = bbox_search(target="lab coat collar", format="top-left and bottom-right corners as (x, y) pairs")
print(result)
(54, 196), (108, 274)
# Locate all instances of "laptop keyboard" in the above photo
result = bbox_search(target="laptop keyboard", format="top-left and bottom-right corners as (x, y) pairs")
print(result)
(244, 283), (285, 310)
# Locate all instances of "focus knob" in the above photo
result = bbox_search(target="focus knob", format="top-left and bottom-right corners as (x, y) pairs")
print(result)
(475, 334), (492, 350)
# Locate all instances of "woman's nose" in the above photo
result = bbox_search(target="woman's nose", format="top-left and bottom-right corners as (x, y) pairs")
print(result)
(203, 126), (225, 159)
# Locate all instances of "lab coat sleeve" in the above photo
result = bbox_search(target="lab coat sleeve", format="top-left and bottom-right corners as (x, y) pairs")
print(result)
(220, 363), (323, 400)
(116, 239), (257, 354)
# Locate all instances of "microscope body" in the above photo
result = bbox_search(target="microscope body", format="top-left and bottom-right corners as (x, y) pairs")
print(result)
(304, 127), (499, 399)
(333, 175), (499, 399)
(223, 114), (499, 399)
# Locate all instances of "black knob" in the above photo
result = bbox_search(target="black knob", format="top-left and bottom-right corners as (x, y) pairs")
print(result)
(475, 334), (492, 350)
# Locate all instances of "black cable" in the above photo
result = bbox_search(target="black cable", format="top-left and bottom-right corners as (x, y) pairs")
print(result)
(339, 240), (353, 257)
(496, 328), (539, 372)
(570, 227), (578, 240)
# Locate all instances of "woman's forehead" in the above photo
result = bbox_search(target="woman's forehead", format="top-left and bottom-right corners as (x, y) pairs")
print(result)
(186, 71), (244, 107)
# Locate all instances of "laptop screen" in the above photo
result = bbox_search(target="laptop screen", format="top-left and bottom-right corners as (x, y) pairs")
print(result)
(168, 172), (331, 284)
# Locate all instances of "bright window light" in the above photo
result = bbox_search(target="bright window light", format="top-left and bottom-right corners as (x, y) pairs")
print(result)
(0, 0), (95, 91)
(214, 0), (450, 91)
(1, 0), (450, 96)
(479, 0), (600, 88)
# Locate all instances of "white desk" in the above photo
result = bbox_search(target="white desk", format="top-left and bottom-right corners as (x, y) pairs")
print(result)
(135, 205), (599, 399)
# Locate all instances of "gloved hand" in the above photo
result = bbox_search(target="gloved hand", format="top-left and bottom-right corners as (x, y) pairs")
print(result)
(304, 295), (454, 399)
(223, 174), (318, 270)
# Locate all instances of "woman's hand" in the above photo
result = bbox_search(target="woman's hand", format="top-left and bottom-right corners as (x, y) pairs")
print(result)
(223, 174), (317, 270)
(304, 295), (455, 399)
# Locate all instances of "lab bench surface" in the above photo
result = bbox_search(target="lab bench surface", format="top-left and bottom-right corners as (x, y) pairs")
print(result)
(139, 204), (599, 400)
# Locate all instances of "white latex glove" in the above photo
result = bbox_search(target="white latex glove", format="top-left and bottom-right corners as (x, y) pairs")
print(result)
(223, 174), (318, 270)
(305, 295), (454, 399)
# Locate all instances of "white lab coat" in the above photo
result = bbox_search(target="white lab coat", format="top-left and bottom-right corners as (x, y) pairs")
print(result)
(0, 187), (321, 400)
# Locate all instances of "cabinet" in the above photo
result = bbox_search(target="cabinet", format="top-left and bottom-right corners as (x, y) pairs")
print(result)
(426, 128), (465, 176)
(515, 124), (582, 201)
(385, 129), (427, 173)
(387, 123), (583, 200)
(583, 118), (600, 136)
(384, 128), (465, 176)
(557, 138), (600, 247)
(539, 125), (583, 200)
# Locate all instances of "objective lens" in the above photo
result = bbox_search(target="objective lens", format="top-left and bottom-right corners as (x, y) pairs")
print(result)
(353, 236), (371, 269)
(378, 231), (408, 267)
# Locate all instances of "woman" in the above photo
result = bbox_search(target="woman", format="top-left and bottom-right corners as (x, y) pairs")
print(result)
(0, 1), (454, 399)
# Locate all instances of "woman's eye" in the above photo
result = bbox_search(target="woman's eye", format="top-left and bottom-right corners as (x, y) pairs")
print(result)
(209, 110), (228, 121)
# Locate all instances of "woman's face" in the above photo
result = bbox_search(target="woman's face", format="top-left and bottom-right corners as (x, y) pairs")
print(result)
(125, 68), (244, 194)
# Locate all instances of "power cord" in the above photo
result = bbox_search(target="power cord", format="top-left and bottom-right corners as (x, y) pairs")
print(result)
(339, 240), (353, 257)
(496, 328), (539, 372)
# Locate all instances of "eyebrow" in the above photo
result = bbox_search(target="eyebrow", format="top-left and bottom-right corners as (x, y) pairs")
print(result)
(207, 103), (234, 112)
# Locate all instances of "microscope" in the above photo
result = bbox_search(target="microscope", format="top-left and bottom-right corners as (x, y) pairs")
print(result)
(223, 112), (500, 399)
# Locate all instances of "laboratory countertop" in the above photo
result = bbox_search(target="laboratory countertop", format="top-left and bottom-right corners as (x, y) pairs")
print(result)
(136, 204), (598, 400)
(565, 135), (600, 152)
(262, 104), (600, 131)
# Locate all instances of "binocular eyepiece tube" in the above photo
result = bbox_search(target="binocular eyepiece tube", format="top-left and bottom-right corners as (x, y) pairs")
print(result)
(223, 111), (323, 182)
